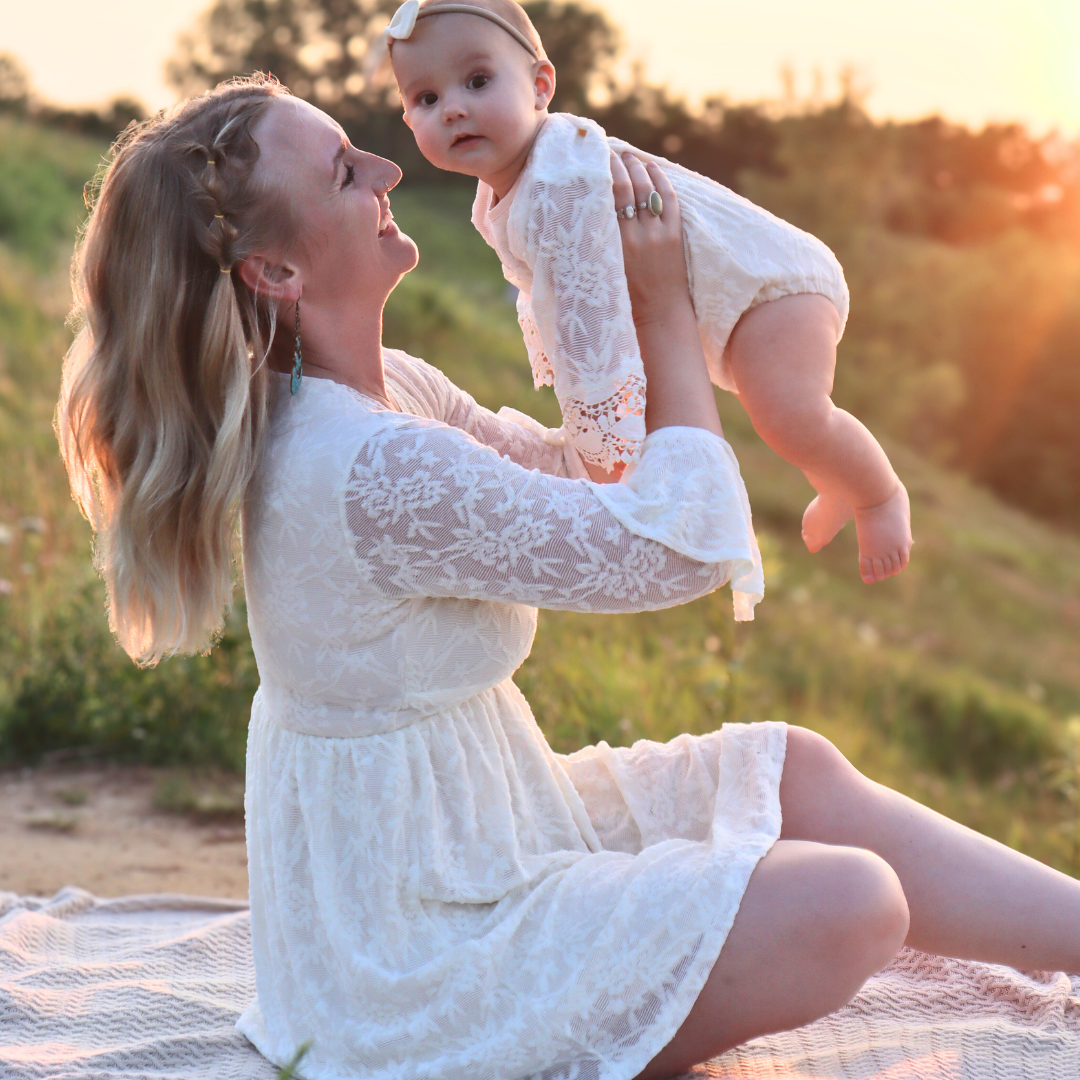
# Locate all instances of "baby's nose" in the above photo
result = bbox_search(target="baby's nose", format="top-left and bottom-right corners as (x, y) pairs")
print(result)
(441, 97), (467, 121)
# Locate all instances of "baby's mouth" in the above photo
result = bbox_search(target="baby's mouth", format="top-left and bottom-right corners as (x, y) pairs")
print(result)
(451, 133), (482, 148)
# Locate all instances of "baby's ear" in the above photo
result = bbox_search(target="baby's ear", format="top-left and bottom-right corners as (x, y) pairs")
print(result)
(534, 60), (556, 110)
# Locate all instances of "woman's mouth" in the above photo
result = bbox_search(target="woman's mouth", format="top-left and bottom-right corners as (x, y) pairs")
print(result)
(378, 205), (395, 238)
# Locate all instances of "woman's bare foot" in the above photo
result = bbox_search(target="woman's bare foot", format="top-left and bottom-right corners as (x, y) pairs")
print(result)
(854, 483), (912, 584)
(802, 491), (853, 554)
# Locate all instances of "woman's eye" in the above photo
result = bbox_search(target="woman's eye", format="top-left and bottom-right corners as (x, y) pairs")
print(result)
(342, 164), (355, 188)
(418, 92), (438, 107)
(466, 74), (489, 91)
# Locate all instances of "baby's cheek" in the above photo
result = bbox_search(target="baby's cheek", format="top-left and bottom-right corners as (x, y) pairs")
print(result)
(413, 121), (445, 164)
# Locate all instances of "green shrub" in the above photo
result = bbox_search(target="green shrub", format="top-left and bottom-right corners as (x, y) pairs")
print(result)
(0, 587), (257, 770)
(892, 671), (1057, 779)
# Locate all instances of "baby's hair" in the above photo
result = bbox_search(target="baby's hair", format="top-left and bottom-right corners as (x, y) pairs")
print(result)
(414, 0), (548, 60)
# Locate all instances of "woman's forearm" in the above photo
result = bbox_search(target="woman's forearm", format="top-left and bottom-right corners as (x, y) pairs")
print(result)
(613, 153), (723, 442)
(583, 303), (722, 484)
(636, 304), (723, 439)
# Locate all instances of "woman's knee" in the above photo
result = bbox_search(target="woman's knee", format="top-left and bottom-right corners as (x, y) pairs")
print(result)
(817, 845), (910, 975)
(749, 839), (908, 981)
(780, 726), (868, 839)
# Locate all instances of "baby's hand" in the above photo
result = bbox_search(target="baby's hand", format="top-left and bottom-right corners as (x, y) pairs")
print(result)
(852, 483), (912, 584)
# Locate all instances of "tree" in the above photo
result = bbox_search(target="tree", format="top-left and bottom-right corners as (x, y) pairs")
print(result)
(522, 2), (618, 115)
(166, 0), (783, 187)
(0, 54), (31, 113)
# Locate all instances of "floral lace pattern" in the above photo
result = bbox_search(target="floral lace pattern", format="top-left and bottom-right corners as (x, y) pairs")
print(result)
(472, 113), (850, 463)
(237, 353), (782, 1080)
(517, 290), (554, 389)
(559, 371), (648, 471)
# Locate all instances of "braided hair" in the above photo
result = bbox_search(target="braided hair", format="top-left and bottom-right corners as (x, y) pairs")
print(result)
(57, 75), (298, 665)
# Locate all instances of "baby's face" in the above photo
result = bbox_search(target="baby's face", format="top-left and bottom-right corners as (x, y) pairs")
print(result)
(392, 14), (554, 186)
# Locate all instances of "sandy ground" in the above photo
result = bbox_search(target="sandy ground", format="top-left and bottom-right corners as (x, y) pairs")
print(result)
(0, 764), (248, 901)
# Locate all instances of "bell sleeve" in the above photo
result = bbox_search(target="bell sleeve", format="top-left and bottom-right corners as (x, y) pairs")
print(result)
(342, 414), (763, 619)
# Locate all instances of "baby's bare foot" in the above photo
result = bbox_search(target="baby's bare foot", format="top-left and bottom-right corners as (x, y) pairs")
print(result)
(802, 492), (853, 553)
(854, 483), (912, 584)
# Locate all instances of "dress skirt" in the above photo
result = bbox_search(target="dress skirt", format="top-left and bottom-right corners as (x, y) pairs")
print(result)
(237, 679), (786, 1080)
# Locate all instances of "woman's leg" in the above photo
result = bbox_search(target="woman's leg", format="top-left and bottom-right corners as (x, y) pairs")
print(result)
(638, 725), (1080, 1079)
(781, 726), (1080, 972)
(634, 838), (910, 1080)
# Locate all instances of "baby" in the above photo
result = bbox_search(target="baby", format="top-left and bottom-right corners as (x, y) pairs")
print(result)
(386, 0), (912, 587)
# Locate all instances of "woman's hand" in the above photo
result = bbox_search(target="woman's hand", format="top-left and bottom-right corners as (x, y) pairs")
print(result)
(611, 153), (691, 329)
(610, 152), (723, 439)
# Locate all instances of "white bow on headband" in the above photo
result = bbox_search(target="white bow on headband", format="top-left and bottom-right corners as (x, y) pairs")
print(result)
(385, 0), (421, 40)
(383, 0), (540, 59)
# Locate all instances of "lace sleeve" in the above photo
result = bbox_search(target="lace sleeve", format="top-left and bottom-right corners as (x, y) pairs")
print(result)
(342, 418), (763, 617)
(521, 154), (647, 473)
(396, 351), (588, 479)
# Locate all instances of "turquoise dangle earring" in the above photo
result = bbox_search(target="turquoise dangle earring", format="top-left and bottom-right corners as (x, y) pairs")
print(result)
(290, 294), (303, 395)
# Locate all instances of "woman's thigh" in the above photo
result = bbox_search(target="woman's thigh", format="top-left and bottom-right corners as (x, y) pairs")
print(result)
(633, 838), (910, 1080)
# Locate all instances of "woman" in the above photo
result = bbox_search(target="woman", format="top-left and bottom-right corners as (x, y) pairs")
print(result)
(57, 77), (1080, 1080)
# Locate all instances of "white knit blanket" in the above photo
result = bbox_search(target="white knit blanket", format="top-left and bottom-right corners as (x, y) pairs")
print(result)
(2, 889), (1079, 1080)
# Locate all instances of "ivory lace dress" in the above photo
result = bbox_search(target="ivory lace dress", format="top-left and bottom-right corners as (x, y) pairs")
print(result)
(237, 351), (787, 1080)
(473, 112), (851, 478)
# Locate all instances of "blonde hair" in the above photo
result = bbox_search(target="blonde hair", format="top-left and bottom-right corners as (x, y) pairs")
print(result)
(415, 0), (547, 60)
(56, 75), (296, 666)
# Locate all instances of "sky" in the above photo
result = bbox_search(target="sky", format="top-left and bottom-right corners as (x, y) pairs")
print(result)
(2, 0), (1080, 134)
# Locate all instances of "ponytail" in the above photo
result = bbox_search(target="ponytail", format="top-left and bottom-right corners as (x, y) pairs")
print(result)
(57, 77), (294, 665)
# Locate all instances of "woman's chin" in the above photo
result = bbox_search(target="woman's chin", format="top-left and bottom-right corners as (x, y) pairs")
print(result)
(383, 225), (419, 272)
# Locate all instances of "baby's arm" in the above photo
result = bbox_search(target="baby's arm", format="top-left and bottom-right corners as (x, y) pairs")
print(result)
(517, 136), (647, 474)
(727, 294), (911, 584)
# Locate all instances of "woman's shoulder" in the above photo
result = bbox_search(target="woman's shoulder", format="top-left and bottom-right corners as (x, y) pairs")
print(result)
(266, 373), (392, 472)
(269, 351), (459, 438)
(383, 348), (467, 422)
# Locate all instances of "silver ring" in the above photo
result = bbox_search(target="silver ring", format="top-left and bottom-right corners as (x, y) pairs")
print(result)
(638, 201), (648, 212)
(617, 203), (636, 220)
(648, 190), (663, 217)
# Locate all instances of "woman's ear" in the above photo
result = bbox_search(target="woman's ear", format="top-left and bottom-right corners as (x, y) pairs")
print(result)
(236, 255), (302, 303)
(534, 61), (556, 110)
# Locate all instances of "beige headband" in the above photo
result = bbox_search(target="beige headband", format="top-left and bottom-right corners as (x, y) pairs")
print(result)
(385, 0), (540, 60)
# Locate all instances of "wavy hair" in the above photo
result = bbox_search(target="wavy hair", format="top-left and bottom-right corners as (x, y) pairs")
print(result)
(56, 75), (297, 665)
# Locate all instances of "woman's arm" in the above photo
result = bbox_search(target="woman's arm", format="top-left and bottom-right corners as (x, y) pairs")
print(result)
(611, 153), (724, 440)
(342, 413), (762, 617)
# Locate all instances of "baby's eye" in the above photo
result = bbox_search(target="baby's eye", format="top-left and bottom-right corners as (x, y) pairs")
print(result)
(417, 92), (438, 107)
(341, 163), (356, 188)
(466, 73), (490, 91)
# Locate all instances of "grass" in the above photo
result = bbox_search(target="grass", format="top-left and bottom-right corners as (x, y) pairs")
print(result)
(1, 116), (1080, 876)
(152, 770), (246, 824)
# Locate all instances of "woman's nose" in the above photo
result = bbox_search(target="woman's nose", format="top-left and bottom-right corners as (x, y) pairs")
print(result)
(360, 153), (402, 193)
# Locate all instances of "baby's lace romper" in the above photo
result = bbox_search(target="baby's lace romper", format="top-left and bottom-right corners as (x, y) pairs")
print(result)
(472, 112), (850, 474)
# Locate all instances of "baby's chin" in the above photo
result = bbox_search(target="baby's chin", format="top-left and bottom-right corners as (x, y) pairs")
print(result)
(435, 141), (505, 178)
(441, 138), (529, 184)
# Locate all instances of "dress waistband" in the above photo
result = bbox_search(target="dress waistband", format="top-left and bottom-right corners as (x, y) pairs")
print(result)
(257, 679), (508, 738)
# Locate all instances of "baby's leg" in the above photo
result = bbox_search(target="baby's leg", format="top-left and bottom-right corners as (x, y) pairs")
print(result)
(727, 294), (912, 583)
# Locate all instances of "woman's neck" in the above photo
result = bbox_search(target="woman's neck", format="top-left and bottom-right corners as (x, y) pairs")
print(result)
(276, 296), (393, 406)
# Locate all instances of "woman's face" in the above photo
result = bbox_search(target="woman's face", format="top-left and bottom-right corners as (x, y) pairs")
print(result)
(252, 96), (418, 311)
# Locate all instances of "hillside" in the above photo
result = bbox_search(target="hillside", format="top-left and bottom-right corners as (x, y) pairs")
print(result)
(1, 116), (1079, 877)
